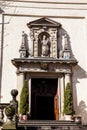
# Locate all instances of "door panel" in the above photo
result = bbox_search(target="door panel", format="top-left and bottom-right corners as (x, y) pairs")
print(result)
(36, 96), (54, 120)
(31, 78), (58, 120)
(54, 95), (58, 120)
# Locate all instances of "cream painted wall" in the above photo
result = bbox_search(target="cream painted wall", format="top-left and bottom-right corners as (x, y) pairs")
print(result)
(0, 15), (2, 60)
(1, 0), (87, 124)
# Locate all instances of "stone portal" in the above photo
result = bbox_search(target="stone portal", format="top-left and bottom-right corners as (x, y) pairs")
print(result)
(12, 17), (77, 121)
(31, 78), (58, 120)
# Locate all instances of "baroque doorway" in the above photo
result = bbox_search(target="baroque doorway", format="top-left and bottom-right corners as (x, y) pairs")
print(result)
(12, 17), (77, 121)
(31, 78), (58, 120)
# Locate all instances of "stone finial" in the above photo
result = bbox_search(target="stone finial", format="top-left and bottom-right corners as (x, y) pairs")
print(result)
(21, 31), (26, 49)
(10, 89), (18, 114)
(11, 89), (18, 101)
(63, 34), (69, 50)
(63, 34), (71, 59)
(19, 31), (27, 58)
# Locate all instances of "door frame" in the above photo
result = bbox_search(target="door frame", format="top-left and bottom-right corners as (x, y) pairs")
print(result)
(31, 78), (59, 120)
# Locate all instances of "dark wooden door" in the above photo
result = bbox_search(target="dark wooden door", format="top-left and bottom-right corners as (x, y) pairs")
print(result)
(36, 96), (54, 120)
(31, 78), (58, 120)
(54, 93), (58, 120)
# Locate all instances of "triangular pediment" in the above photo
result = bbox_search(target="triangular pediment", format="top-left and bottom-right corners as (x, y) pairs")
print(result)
(27, 17), (61, 28)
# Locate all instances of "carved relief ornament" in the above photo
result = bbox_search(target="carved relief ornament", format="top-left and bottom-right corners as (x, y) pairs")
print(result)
(27, 17), (61, 58)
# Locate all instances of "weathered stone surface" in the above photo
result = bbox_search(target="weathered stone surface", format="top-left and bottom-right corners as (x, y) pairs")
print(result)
(17, 120), (87, 130)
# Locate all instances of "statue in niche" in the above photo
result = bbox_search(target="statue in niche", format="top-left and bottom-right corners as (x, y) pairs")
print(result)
(41, 35), (50, 57)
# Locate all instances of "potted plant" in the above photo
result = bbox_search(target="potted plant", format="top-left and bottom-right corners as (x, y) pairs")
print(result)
(20, 80), (29, 120)
(72, 115), (82, 124)
(63, 82), (73, 120)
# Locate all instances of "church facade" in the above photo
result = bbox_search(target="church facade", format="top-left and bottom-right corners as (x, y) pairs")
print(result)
(0, 0), (87, 124)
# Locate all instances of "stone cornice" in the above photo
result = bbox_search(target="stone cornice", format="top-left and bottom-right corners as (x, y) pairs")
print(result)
(2, 0), (87, 4)
(11, 57), (78, 68)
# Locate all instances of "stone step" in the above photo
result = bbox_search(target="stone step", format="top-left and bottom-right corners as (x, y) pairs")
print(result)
(17, 120), (87, 130)
(18, 120), (81, 127)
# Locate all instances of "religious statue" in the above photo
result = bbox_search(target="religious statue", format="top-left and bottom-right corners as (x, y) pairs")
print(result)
(41, 35), (50, 57)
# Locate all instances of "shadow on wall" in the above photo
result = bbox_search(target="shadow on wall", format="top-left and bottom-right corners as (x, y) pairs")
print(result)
(58, 27), (76, 59)
(72, 65), (87, 123)
(78, 100), (87, 125)
(25, 33), (30, 57)
(58, 27), (87, 124)
(58, 27), (71, 49)
(22, 32), (29, 57)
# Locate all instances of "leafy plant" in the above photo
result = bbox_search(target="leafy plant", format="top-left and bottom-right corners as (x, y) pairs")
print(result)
(63, 82), (73, 115)
(5, 105), (15, 116)
(20, 80), (29, 115)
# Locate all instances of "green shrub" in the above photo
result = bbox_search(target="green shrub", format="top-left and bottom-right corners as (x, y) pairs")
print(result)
(20, 80), (29, 115)
(63, 82), (73, 115)
(5, 105), (15, 116)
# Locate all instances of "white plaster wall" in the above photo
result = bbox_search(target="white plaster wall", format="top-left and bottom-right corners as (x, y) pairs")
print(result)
(1, 16), (31, 103)
(1, 0), (87, 124)
(0, 15), (2, 60)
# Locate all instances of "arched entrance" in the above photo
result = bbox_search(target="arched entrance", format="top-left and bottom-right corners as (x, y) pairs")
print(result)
(31, 78), (58, 120)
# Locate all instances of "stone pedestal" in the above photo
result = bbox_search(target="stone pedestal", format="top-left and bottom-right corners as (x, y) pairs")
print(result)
(2, 122), (16, 130)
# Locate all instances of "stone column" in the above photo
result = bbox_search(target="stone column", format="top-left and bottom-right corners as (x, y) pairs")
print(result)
(28, 78), (31, 116)
(58, 77), (61, 120)
(30, 29), (34, 57)
(59, 76), (65, 120)
(65, 73), (71, 87)
(16, 72), (24, 112)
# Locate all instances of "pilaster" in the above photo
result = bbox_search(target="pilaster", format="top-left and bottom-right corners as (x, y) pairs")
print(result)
(59, 76), (65, 120)
(58, 77), (61, 120)
(17, 72), (24, 113)
(30, 29), (34, 57)
(28, 78), (31, 115)
(65, 73), (71, 87)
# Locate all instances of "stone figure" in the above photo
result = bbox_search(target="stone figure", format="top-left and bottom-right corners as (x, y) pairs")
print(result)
(41, 35), (50, 56)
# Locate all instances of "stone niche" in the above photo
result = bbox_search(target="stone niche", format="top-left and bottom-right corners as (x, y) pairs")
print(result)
(27, 17), (61, 58)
